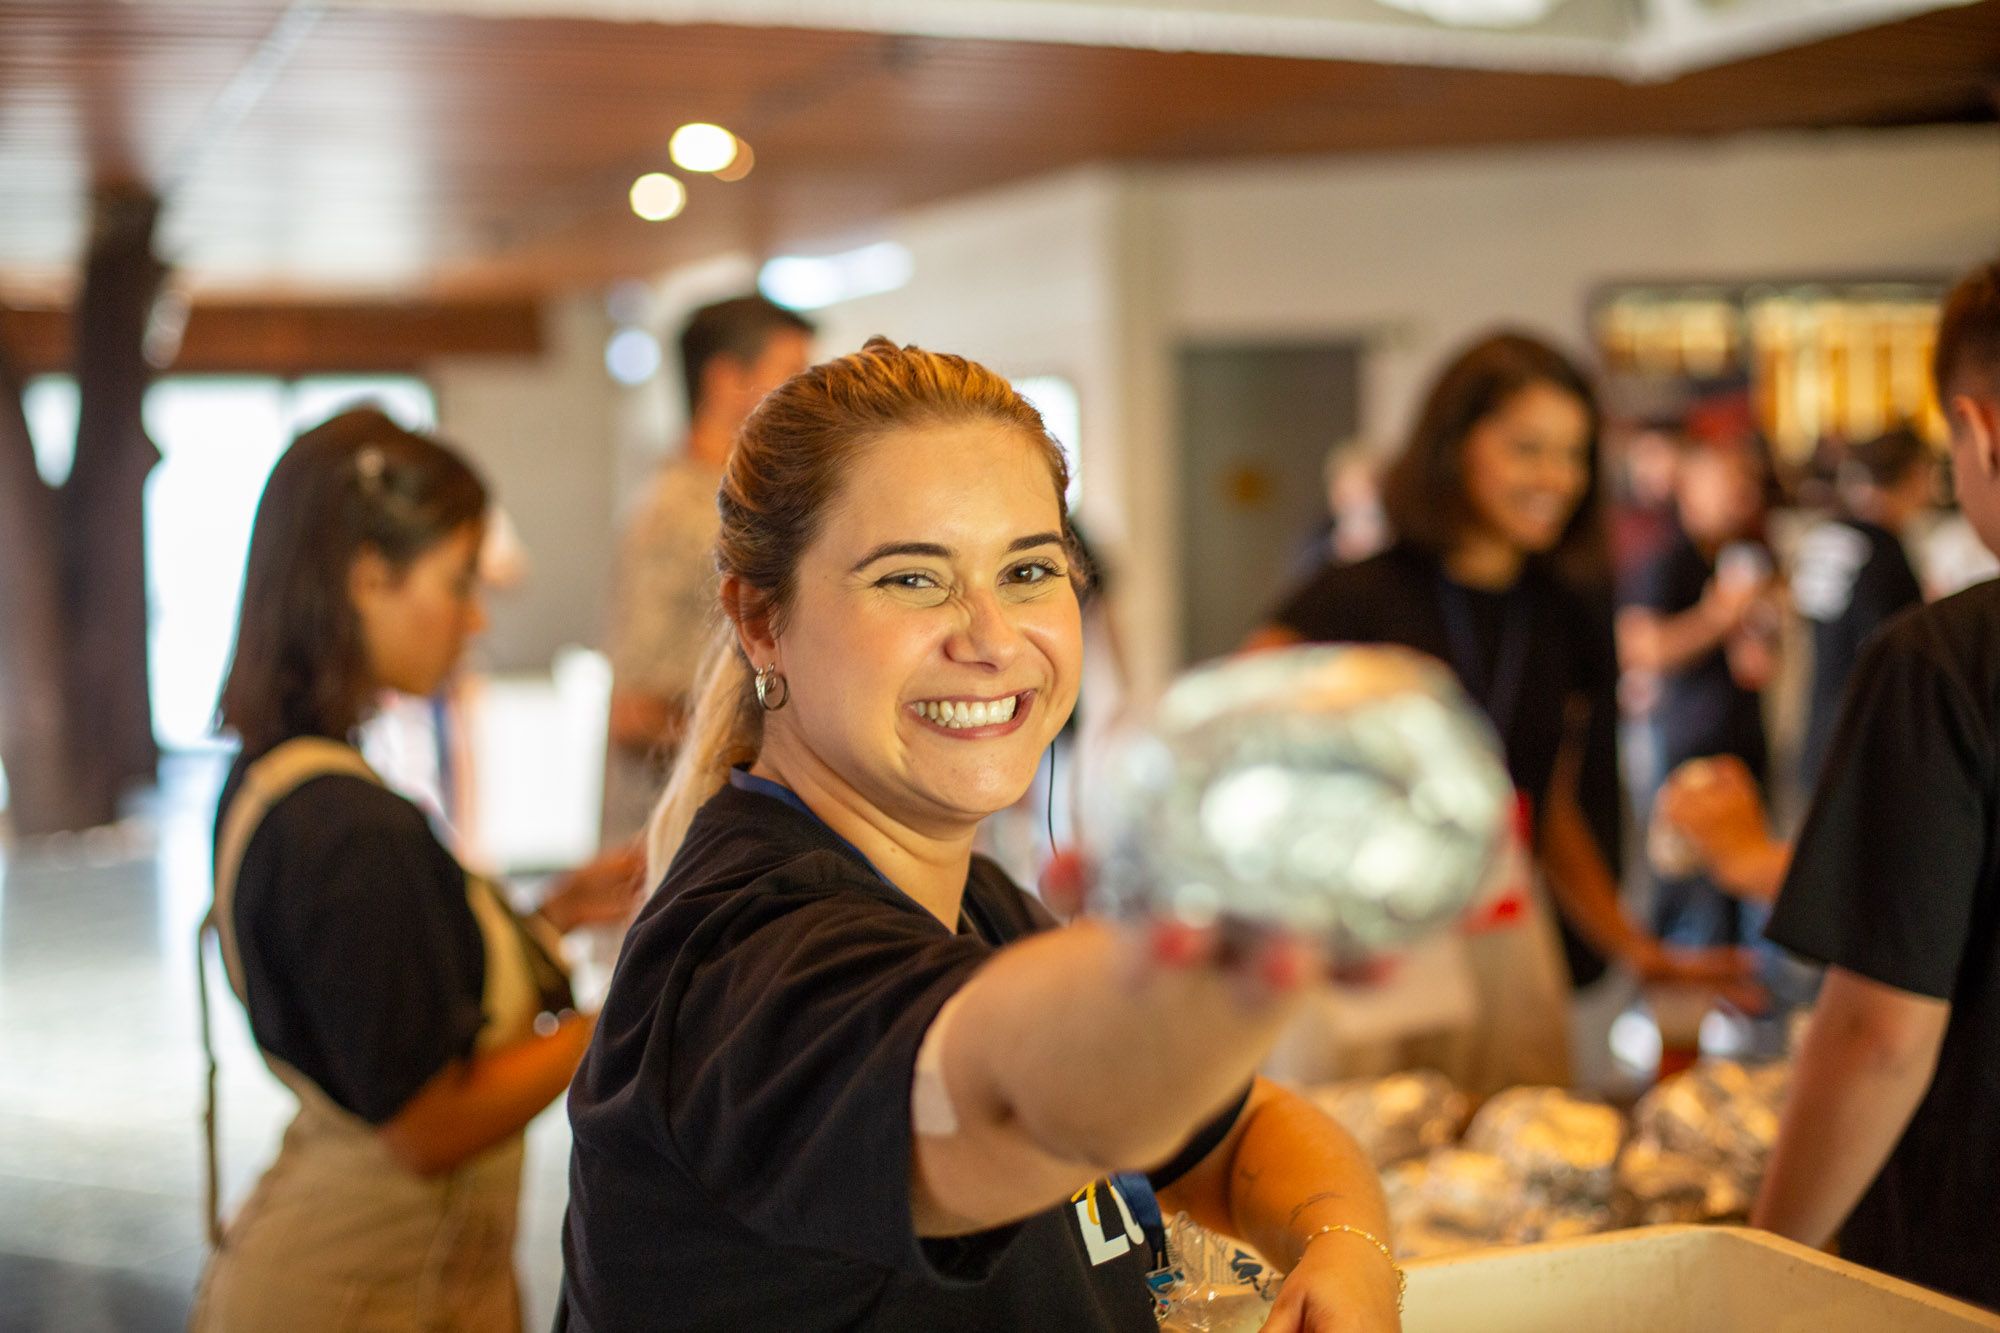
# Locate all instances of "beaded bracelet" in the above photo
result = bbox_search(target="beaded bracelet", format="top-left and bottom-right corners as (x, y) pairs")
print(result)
(1301, 1223), (1407, 1313)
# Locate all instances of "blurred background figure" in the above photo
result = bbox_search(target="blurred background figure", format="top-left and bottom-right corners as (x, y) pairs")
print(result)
(1609, 417), (1684, 592)
(1246, 331), (1746, 1096)
(1618, 433), (1779, 953)
(600, 296), (814, 848)
(1289, 440), (1390, 584)
(193, 410), (637, 1332)
(1790, 425), (1934, 788)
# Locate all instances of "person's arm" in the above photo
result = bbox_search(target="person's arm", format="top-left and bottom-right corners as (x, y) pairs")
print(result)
(607, 687), (687, 753)
(1655, 755), (1790, 902)
(1616, 589), (1747, 675)
(535, 844), (647, 931)
(909, 919), (1313, 1238)
(1541, 740), (1755, 994)
(1160, 1079), (1400, 1333)
(377, 1012), (597, 1176)
(1751, 967), (1948, 1247)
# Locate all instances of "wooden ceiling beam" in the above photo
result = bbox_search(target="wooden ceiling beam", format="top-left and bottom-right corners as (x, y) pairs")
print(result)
(0, 299), (545, 378)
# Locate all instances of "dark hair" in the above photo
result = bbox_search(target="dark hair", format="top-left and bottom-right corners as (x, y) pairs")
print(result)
(678, 295), (816, 418)
(1841, 425), (1931, 490)
(1934, 257), (2000, 402)
(218, 407), (488, 753)
(1379, 330), (1605, 581)
(646, 337), (1072, 873)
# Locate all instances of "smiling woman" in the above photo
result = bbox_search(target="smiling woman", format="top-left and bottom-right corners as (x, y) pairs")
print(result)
(561, 339), (1403, 1333)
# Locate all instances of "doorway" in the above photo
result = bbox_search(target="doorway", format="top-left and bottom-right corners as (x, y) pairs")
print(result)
(1175, 340), (1362, 665)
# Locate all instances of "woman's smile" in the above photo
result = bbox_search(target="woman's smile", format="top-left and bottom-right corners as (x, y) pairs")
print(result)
(907, 689), (1035, 735)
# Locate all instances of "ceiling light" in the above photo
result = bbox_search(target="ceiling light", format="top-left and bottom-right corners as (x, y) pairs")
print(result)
(714, 139), (755, 183)
(669, 123), (740, 174)
(629, 172), (687, 222)
(758, 242), (913, 311)
(605, 328), (662, 385)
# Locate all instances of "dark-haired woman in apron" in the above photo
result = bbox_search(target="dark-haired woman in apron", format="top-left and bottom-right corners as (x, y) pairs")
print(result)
(191, 409), (637, 1331)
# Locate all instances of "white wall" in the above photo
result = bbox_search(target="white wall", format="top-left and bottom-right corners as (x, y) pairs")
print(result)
(432, 294), (620, 672)
(1152, 125), (2000, 449)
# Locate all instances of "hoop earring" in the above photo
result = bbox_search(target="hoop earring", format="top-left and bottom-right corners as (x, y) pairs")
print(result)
(754, 663), (790, 712)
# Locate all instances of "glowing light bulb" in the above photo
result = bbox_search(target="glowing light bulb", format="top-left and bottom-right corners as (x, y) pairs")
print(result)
(714, 139), (755, 183)
(669, 123), (740, 174)
(629, 172), (686, 222)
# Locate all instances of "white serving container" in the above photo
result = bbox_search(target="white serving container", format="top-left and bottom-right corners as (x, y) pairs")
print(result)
(1403, 1225), (2000, 1333)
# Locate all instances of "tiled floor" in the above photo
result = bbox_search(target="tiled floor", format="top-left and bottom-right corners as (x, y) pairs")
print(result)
(0, 756), (571, 1333)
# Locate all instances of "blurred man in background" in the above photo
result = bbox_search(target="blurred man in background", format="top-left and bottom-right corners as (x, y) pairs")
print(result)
(601, 295), (814, 846)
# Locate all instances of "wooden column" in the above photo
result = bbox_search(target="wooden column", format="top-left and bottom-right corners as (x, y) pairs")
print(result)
(0, 186), (166, 834)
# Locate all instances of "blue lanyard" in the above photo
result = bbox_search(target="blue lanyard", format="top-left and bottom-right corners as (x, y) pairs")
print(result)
(726, 768), (988, 940)
(727, 767), (892, 885)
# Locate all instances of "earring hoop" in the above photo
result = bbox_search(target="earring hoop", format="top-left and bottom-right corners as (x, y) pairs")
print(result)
(754, 663), (789, 712)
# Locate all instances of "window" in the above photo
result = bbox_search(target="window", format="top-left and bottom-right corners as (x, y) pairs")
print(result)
(10, 374), (435, 763)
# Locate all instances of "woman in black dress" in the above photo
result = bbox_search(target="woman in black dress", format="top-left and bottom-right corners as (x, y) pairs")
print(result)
(1247, 332), (1750, 1091)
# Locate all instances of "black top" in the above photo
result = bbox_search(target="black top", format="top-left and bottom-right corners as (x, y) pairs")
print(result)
(1270, 544), (1622, 985)
(561, 779), (1249, 1332)
(1765, 579), (2000, 1309)
(1792, 517), (1924, 787)
(1627, 530), (1770, 777)
(216, 747), (485, 1124)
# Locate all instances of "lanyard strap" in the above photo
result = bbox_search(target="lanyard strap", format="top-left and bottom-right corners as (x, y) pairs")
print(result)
(1436, 574), (1533, 742)
(727, 767), (983, 938)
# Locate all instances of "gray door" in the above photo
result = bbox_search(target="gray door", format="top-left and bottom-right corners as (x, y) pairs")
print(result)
(1176, 340), (1362, 666)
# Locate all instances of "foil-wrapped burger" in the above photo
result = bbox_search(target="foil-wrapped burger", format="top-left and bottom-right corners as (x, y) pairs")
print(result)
(1463, 1086), (1625, 1207)
(1382, 1148), (1519, 1258)
(1616, 1059), (1790, 1224)
(1085, 647), (1513, 957)
(1306, 1071), (1470, 1169)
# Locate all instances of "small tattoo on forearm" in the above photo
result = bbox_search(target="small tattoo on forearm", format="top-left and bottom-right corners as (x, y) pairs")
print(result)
(1286, 1190), (1348, 1229)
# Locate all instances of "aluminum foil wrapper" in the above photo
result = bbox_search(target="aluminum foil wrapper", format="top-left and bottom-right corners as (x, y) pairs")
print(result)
(1614, 1137), (1750, 1225)
(1086, 647), (1513, 956)
(1463, 1087), (1624, 1207)
(1151, 1213), (1280, 1332)
(1384, 1148), (1518, 1247)
(1306, 1070), (1470, 1169)
(1618, 1059), (1789, 1223)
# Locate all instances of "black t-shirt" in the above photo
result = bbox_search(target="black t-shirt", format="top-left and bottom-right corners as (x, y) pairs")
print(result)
(1271, 544), (1622, 985)
(216, 746), (486, 1125)
(561, 779), (1248, 1332)
(1792, 517), (1924, 787)
(1628, 531), (1769, 777)
(1765, 579), (2000, 1308)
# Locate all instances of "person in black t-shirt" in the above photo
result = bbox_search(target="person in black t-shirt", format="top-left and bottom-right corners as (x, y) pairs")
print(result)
(193, 410), (639, 1332)
(1246, 332), (1750, 1093)
(562, 340), (1401, 1333)
(1619, 436), (1779, 950)
(1751, 257), (2000, 1310)
(1791, 426), (1934, 788)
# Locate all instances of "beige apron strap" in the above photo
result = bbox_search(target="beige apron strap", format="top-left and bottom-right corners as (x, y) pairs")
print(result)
(199, 737), (382, 1247)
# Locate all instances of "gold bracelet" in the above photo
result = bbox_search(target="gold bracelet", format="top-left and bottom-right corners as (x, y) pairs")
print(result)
(1302, 1223), (1406, 1313)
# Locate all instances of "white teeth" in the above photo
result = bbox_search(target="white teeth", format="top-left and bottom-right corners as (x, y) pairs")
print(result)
(914, 694), (1022, 729)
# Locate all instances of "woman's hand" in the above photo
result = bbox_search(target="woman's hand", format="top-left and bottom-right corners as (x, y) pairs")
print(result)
(1657, 756), (1771, 882)
(1040, 848), (1326, 996)
(1627, 937), (1767, 1014)
(1263, 1230), (1403, 1333)
(537, 844), (646, 933)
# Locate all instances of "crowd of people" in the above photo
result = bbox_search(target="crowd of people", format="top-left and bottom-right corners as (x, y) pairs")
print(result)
(187, 255), (2000, 1330)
